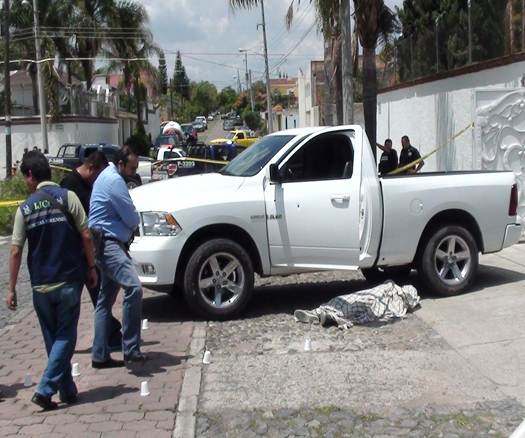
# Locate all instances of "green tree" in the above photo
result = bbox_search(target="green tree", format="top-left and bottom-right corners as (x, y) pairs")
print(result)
(158, 49), (168, 95)
(172, 51), (190, 100)
(104, 0), (158, 125)
(192, 81), (218, 116)
(218, 86), (237, 112)
(354, 0), (398, 154)
(396, 0), (506, 81)
(242, 109), (262, 130)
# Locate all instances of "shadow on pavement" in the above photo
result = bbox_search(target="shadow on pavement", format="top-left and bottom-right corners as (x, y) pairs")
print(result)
(127, 351), (189, 378)
(246, 278), (369, 318)
(0, 382), (25, 401)
(74, 384), (137, 405)
(142, 293), (197, 323)
(141, 263), (525, 321)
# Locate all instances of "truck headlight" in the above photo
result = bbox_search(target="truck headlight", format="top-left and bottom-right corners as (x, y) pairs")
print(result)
(141, 212), (182, 236)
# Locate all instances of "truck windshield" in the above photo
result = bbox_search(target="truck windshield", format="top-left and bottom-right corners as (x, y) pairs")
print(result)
(219, 135), (294, 177)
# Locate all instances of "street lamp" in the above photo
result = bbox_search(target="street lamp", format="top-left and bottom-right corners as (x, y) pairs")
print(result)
(239, 48), (255, 111)
(22, 0), (48, 153)
(2, 0), (13, 177)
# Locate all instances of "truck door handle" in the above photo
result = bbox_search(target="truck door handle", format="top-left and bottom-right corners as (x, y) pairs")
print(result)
(331, 194), (350, 202)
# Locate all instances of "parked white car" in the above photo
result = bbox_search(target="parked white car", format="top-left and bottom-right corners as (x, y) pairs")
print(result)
(195, 116), (207, 130)
(130, 125), (522, 318)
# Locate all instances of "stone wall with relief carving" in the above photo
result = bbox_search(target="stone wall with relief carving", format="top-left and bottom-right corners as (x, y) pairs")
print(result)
(477, 90), (525, 226)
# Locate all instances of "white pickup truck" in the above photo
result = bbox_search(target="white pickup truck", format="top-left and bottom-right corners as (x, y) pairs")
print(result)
(130, 125), (522, 319)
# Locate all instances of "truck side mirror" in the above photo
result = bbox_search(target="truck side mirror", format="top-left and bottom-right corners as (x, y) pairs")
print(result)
(269, 164), (282, 183)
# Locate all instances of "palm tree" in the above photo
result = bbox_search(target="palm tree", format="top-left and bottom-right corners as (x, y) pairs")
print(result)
(286, 0), (341, 125)
(103, 0), (158, 125)
(73, 0), (117, 90)
(354, 1), (397, 156)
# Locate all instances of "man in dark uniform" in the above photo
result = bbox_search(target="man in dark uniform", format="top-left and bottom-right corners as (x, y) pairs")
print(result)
(60, 152), (122, 352)
(376, 139), (398, 175)
(399, 135), (424, 174)
(7, 151), (97, 410)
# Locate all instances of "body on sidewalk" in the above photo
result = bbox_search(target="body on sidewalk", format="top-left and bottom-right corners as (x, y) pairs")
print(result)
(6, 151), (97, 411)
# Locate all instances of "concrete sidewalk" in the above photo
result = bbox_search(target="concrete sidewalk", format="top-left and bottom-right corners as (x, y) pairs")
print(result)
(0, 290), (193, 437)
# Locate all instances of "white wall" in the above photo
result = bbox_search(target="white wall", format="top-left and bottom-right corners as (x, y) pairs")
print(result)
(0, 119), (118, 172)
(377, 60), (525, 171)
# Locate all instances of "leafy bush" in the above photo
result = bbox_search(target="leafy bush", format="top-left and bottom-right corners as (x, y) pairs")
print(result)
(0, 169), (69, 235)
(242, 109), (262, 131)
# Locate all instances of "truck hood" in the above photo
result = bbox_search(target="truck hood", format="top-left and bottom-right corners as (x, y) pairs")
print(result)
(130, 173), (245, 212)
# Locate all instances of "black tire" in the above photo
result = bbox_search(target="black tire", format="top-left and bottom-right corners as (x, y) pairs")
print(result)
(361, 265), (412, 285)
(183, 238), (254, 319)
(417, 225), (478, 296)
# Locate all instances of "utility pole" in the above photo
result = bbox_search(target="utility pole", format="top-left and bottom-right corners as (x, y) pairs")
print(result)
(248, 69), (255, 111)
(27, 0), (48, 153)
(3, 0), (12, 178)
(239, 49), (255, 111)
(236, 69), (242, 94)
(341, 0), (353, 125)
(169, 79), (174, 119)
(260, 0), (273, 133)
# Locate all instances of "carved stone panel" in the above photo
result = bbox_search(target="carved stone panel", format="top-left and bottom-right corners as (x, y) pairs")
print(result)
(477, 89), (525, 228)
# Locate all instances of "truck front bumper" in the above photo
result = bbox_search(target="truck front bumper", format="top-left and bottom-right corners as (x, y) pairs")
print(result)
(502, 223), (522, 249)
(130, 235), (185, 288)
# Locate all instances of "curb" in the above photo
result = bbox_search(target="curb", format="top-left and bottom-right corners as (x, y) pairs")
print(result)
(173, 322), (206, 438)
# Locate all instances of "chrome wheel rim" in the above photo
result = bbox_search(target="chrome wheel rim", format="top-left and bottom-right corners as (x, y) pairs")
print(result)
(198, 252), (245, 309)
(434, 235), (471, 286)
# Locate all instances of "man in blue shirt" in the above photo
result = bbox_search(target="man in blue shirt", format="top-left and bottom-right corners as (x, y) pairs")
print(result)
(89, 146), (146, 368)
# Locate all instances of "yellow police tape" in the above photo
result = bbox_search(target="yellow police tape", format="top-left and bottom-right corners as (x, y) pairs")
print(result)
(0, 157), (228, 209)
(0, 200), (23, 208)
(50, 164), (73, 173)
(0, 165), (73, 208)
(387, 122), (475, 175)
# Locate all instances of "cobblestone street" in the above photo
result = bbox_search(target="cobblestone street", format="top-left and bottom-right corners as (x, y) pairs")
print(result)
(192, 263), (525, 437)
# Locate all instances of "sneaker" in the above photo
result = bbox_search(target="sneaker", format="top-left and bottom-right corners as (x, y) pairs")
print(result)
(293, 309), (320, 324)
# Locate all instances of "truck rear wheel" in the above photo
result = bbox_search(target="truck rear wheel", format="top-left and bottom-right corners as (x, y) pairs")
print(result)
(418, 225), (478, 296)
(183, 238), (254, 319)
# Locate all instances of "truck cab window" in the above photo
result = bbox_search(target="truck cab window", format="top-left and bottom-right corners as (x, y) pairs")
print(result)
(283, 133), (353, 182)
(237, 133), (245, 140)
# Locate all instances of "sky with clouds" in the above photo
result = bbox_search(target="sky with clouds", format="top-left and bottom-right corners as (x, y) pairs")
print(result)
(143, 0), (403, 90)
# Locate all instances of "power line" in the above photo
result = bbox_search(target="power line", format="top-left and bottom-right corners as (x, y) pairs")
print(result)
(270, 22), (316, 73)
(268, 1), (314, 51)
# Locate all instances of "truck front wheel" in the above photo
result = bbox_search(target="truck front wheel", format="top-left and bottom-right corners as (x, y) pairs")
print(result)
(183, 238), (254, 319)
(418, 225), (478, 296)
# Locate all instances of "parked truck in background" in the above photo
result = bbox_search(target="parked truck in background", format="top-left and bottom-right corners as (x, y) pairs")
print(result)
(129, 125), (522, 319)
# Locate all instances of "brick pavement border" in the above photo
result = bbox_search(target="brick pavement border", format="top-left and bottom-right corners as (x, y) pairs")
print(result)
(173, 322), (206, 438)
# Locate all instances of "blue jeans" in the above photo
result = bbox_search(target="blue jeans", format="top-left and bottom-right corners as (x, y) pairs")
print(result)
(33, 282), (82, 398)
(87, 266), (122, 351)
(92, 240), (143, 362)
